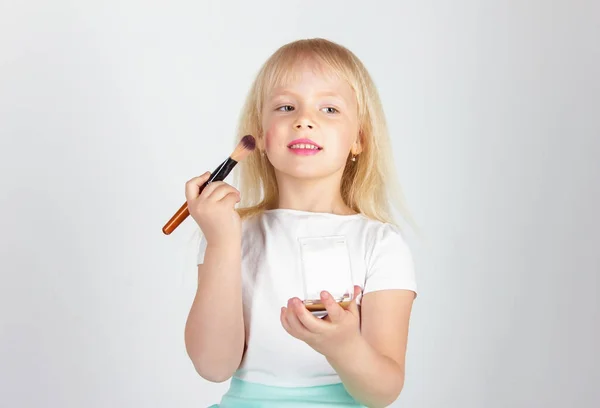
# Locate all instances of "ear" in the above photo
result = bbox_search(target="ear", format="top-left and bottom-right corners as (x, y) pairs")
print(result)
(351, 131), (364, 155)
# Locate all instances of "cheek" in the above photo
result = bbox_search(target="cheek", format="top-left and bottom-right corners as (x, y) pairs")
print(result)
(264, 128), (274, 150)
(330, 123), (355, 150)
(264, 120), (286, 150)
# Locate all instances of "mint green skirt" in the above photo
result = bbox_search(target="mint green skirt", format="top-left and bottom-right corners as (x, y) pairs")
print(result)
(208, 378), (366, 407)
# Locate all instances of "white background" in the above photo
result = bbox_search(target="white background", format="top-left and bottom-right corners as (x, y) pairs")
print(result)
(1, 1), (599, 407)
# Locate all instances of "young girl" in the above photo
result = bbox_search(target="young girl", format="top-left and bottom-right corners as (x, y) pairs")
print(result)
(184, 38), (417, 408)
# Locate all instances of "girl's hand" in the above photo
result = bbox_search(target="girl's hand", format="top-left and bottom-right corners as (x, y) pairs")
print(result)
(280, 286), (363, 359)
(185, 172), (241, 247)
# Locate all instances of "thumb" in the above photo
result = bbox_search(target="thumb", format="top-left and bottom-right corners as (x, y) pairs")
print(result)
(321, 291), (344, 322)
(347, 285), (363, 316)
(185, 172), (210, 202)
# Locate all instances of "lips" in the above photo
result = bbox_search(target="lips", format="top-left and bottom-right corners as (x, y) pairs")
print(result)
(287, 138), (322, 150)
(287, 138), (322, 156)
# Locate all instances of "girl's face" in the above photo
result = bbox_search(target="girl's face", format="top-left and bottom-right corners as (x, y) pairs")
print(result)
(261, 63), (360, 182)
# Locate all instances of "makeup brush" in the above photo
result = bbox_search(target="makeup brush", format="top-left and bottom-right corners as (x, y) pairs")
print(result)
(162, 134), (256, 235)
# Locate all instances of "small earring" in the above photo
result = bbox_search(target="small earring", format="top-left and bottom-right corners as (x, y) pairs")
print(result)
(351, 155), (357, 162)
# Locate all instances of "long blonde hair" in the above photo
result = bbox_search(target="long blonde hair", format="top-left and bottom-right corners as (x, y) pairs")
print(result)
(232, 38), (414, 230)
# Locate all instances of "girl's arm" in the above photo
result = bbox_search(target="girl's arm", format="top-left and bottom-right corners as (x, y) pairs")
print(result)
(184, 243), (245, 382)
(326, 289), (415, 408)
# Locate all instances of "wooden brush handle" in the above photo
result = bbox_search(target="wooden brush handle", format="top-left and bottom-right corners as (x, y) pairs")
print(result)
(162, 201), (190, 235)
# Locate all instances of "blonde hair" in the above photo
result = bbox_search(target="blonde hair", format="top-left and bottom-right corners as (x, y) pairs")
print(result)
(232, 38), (414, 230)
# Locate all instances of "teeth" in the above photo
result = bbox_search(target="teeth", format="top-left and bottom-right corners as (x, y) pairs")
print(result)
(290, 144), (319, 150)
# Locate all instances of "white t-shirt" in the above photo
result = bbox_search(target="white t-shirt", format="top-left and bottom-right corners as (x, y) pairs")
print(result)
(196, 208), (417, 387)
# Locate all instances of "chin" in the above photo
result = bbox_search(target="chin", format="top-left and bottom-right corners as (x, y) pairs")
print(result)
(277, 164), (343, 181)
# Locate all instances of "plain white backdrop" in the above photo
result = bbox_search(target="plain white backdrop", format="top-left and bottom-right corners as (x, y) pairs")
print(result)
(1, 1), (599, 407)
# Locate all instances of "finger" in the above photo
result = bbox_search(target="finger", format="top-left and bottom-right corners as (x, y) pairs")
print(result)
(292, 299), (327, 333)
(282, 308), (305, 339)
(321, 291), (345, 323)
(220, 191), (241, 210)
(218, 193), (240, 214)
(285, 299), (312, 339)
(184, 172), (211, 201)
(280, 307), (293, 335)
(197, 180), (226, 198)
(203, 183), (240, 202)
(347, 285), (363, 316)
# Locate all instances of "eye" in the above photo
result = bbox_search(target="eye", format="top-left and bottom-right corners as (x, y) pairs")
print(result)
(322, 107), (339, 114)
(276, 105), (294, 112)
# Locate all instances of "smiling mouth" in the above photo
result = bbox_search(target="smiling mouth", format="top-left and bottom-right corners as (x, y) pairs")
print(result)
(288, 143), (322, 150)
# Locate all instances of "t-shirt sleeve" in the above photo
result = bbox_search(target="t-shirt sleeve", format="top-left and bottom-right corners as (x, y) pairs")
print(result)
(362, 224), (417, 297)
(197, 234), (207, 265)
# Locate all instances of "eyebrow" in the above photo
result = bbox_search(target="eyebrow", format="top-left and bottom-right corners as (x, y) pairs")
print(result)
(269, 89), (347, 103)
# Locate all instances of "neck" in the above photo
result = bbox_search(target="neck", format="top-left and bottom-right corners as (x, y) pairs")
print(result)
(273, 171), (355, 215)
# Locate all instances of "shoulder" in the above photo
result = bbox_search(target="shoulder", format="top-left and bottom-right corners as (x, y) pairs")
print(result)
(364, 219), (406, 244)
(352, 218), (410, 260)
(357, 219), (418, 297)
(365, 221), (413, 272)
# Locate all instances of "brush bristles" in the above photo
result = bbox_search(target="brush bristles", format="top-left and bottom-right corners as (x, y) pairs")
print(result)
(231, 134), (256, 162)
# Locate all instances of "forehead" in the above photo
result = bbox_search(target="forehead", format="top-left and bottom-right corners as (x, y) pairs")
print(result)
(264, 58), (355, 99)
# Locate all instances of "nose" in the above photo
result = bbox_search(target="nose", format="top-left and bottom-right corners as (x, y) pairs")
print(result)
(293, 109), (315, 130)
(295, 122), (313, 129)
